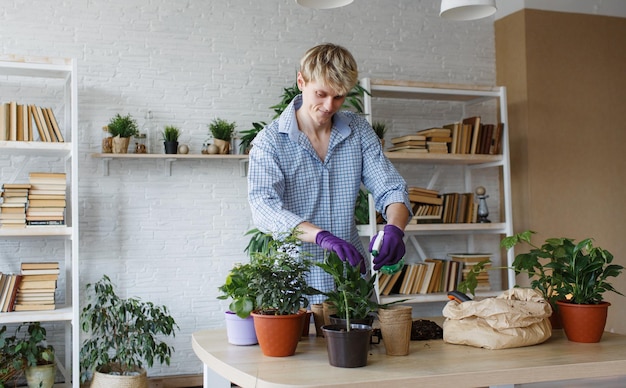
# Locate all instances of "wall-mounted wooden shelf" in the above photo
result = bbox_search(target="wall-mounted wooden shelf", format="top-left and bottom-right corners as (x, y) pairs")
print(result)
(91, 153), (250, 176)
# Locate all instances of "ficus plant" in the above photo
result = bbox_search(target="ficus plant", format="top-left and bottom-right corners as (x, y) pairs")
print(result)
(79, 275), (178, 382)
(1, 322), (54, 387)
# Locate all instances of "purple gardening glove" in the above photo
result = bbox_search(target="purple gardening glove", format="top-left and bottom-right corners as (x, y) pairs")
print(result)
(370, 224), (405, 271)
(316, 230), (365, 272)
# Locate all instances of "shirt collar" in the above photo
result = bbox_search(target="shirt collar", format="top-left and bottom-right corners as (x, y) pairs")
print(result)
(279, 94), (352, 142)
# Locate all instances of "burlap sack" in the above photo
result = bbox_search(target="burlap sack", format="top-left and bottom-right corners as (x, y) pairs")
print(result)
(442, 288), (552, 349)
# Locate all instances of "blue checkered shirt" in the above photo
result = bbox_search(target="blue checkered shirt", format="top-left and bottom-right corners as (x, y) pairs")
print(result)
(248, 94), (410, 304)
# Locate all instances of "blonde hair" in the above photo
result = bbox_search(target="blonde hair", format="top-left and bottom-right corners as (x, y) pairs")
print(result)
(299, 43), (358, 96)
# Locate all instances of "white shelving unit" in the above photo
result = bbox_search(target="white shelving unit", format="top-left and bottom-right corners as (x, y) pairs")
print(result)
(0, 57), (79, 387)
(360, 77), (515, 304)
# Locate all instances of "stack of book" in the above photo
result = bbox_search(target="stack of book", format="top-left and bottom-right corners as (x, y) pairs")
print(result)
(416, 127), (453, 154)
(387, 134), (427, 153)
(14, 262), (59, 311)
(449, 253), (492, 291)
(408, 187), (444, 224)
(443, 117), (504, 155)
(0, 272), (22, 312)
(27, 172), (67, 226)
(0, 183), (31, 229)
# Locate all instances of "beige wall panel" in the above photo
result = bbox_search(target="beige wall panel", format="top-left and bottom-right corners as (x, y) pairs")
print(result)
(496, 9), (626, 334)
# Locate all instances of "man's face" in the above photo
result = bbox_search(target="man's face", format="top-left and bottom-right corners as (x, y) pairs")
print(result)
(297, 72), (347, 126)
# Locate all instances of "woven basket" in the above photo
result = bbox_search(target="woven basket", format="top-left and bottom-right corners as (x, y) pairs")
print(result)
(91, 367), (147, 388)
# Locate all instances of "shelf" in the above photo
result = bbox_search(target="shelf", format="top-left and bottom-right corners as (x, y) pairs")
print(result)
(0, 306), (74, 324)
(0, 226), (73, 237)
(367, 78), (502, 102)
(385, 151), (502, 165)
(379, 290), (503, 304)
(91, 153), (250, 176)
(0, 140), (72, 157)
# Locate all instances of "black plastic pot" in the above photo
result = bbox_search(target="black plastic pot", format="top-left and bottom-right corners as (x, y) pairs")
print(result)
(164, 141), (178, 154)
(322, 324), (372, 368)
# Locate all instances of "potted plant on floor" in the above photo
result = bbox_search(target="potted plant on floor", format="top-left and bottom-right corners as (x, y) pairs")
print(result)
(161, 125), (181, 154)
(208, 118), (236, 154)
(106, 113), (139, 154)
(1, 322), (56, 388)
(316, 253), (375, 368)
(248, 230), (319, 357)
(80, 275), (178, 387)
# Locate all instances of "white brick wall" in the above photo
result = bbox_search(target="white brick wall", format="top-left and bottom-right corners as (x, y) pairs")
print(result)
(1, 0), (495, 378)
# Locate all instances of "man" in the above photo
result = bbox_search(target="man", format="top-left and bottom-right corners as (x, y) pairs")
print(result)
(248, 43), (411, 301)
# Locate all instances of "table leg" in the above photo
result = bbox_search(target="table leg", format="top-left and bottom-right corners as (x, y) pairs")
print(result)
(204, 363), (231, 388)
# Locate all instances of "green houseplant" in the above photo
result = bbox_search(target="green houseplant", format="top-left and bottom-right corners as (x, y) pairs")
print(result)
(208, 118), (236, 154)
(459, 230), (624, 342)
(80, 275), (178, 386)
(161, 125), (181, 154)
(106, 113), (139, 154)
(1, 322), (55, 388)
(372, 121), (387, 146)
(248, 231), (319, 356)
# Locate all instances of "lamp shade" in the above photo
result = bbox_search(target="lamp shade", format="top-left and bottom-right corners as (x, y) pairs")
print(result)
(440, 0), (497, 20)
(296, 0), (354, 9)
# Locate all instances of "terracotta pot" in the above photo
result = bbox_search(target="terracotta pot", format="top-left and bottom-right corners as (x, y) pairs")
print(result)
(224, 311), (258, 346)
(251, 310), (306, 357)
(557, 300), (610, 343)
(322, 324), (372, 368)
(111, 135), (130, 154)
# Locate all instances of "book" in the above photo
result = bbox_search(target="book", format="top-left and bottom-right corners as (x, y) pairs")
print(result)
(386, 145), (428, 153)
(463, 116), (481, 154)
(0, 103), (6, 141)
(21, 274), (59, 282)
(13, 304), (55, 311)
(21, 262), (60, 270)
(417, 127), (452, 137)
(45, 108), (64, 142)
(27, 199), (67, 207)
(9, 101), (17, 141)
(380, 265), (406, 296)
(20, 268), (60, 275)
(6, 275), (22, 312)
(41, 107), (57, 142)
(0, 274), (9, 311)
(35, 106), (52, 142)
(390, 134), (426, 144)
(18, 279), (57, 290)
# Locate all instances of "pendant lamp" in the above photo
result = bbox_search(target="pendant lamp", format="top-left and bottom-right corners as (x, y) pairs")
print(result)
(296, 0), (354, 9)
(440, 0), (497, 20)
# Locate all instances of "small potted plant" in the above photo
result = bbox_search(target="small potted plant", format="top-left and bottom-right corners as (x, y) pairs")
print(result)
(217, 261), (259, 346)
(1, 322), (56, 388)
(80, 275), (178, 387)
(248, 231), (319, 357)
(316, 253), (375, 368)
(106, 113), (139, 154)
(161, 125), (181, 154)
(208, 118), (236, 154)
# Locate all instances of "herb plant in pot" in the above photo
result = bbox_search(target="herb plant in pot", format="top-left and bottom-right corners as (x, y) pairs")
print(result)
(248, 231), (318, 357)
(208, 118), (236, 154)
(1, 322), (56, 388)
(106, 113), (139, 154)
(80, 275), (178, 388)
(161, 125), (181, 154)
(316, 253), (375, 368)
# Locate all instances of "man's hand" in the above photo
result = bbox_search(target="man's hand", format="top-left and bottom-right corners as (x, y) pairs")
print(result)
(316, 231), (365, 271)
(369, 224), (405, 271)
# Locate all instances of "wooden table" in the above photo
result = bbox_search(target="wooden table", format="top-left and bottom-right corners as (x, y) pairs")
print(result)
(192, 328), (626, 388)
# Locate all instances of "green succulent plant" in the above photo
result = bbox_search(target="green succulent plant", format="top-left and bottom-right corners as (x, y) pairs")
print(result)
(208, 118), (236, 142)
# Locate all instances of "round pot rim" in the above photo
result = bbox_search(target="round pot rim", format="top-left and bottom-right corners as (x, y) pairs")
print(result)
(556, 300), (611, 307)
